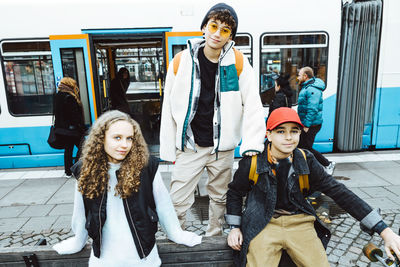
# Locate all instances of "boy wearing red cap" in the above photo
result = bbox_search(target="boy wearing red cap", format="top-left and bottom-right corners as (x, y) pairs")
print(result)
(225, 107), (400, 266)
(160, 3), (265, 236)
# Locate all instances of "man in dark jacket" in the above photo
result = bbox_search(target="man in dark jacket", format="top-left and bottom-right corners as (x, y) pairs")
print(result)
(297, 66), (335, 175)
(225, 107), (400, 267)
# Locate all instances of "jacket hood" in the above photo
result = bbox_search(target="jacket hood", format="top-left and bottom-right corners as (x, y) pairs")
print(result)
(302, 77), (326, 91)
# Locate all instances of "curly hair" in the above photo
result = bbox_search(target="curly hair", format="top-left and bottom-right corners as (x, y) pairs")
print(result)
(207, 10), (236, 31)
(78, 110), (149, 199)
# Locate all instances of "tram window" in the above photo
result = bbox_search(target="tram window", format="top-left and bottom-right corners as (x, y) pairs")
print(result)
(115, 46), (163, 94)
(2, 41), (51, 53)
(234, 33), (253, 65)
(60, 48), (90, 125)
(263, 34), (327, 46)
(61, 49), (79, 81)
(234, 35), (250, 46)
(172, 45), (186, 58)
(259, 33), (328, 106)
(1, 40), (55, 115)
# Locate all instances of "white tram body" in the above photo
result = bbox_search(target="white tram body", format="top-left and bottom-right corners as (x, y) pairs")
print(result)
(0, 0), (398, 168)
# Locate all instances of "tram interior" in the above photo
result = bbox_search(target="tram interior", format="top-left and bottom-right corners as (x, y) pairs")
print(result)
(94, 37), (164, 153)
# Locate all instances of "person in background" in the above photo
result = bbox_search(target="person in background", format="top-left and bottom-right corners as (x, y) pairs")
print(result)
(159, 3), (266, 236)
(54, 77), (85, 177)
(268, 74), (293, 117)
(297, 66), (335, 175)
(53, 110), (201, 266)
(226, 107), (400, 267)
(109, 67), (131, 115)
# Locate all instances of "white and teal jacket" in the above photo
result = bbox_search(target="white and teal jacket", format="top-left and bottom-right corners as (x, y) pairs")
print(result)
(160, 38), (266, 162)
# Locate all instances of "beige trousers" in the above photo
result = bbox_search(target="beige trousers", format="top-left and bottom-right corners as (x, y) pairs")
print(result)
(246, 214), (330, 267)
(170, 145), (234, 236)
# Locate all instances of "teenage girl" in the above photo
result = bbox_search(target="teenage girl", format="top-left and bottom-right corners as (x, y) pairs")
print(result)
(53, 110), (201, 266)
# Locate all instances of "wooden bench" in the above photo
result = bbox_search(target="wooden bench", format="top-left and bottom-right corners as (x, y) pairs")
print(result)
(0, 236), (234, 267)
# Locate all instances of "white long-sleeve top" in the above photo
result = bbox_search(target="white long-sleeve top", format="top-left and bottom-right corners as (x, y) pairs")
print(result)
(53, 163), (201, 266)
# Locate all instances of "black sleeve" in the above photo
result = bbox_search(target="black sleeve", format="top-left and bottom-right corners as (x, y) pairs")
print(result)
(306, 150), (373, 222)
(226, 157), (252, 216)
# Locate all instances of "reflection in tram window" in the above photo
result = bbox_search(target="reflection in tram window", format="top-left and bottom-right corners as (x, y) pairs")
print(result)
(259, 33), (328, 105)
(61, 49), (80, 81)
(115, 47), (163, 94)
(234, 33), (253, 65)
(172, 44), (186, 58)
(96, 48), (110, 111)
(1, 40), (55, 115)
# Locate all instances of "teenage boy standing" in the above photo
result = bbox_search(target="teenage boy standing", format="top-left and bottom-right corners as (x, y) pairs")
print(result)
(225, 107), (400, 266)
(160, 3), (265, 236)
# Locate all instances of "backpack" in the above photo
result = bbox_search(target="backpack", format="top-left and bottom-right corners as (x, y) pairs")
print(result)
(173, 47), (244, 77)
(249, 148), (310, 194)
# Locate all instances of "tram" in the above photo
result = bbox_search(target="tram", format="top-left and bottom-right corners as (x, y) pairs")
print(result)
(0, 0), (398, 168)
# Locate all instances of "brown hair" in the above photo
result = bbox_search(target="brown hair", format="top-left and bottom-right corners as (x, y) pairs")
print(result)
(78, 110), (149, 199)
(301, 67), (314, 79)
(207, 10), (236, 31)
(58, 77), (82, 107)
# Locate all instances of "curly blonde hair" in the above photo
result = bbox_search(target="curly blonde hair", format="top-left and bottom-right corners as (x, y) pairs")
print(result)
(78, 110), (149, 199)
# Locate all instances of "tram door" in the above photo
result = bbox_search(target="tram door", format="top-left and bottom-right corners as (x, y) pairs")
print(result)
(93, 37), (166, 153)
(49, 34), (96, 124)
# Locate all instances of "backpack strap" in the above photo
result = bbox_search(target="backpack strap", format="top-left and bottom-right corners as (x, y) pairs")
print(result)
(233, 47), (243, 77)
(249, 155), (259, 185)
(298, 148), (310, 194)
(173, 51), (184, 76)
(248, 149), (310, 195)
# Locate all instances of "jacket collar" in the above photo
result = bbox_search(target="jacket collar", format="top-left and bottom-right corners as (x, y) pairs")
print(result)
(187, 38), (235, 61)
(256, 142), (309, 175)
(300, 77), (315, 89)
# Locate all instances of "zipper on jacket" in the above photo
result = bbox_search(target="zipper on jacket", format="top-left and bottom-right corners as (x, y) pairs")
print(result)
(125, 199), (146, 259)
(212, 41), (233, 155)
(214, 60), (222, 156)
(181, 43), (196, 151)
(98, 191), (105, 251)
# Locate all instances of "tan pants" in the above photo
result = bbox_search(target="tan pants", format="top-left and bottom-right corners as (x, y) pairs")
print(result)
(170, 145), (234, 236)
(246, 214), (329, 267)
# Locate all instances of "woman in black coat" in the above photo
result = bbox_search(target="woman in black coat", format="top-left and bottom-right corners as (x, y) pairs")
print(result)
(54, 77), (85, 176)
(109, 67), (131, 115)
(268, 74), (293, 117)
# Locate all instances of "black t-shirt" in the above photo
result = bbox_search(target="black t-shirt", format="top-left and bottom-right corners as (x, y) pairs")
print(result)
(275, 158), (298, 212)
(191, 47), (218, 147)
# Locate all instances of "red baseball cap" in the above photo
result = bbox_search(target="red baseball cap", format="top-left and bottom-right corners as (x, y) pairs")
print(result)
(267, 107), (304, 131)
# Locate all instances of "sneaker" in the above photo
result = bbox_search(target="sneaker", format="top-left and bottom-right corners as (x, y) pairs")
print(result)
(325, 161), (336, 175)
(64, 172), (73, 178)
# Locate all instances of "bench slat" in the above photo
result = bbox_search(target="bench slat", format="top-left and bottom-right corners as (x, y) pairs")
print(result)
(0, 237), (234, 267)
